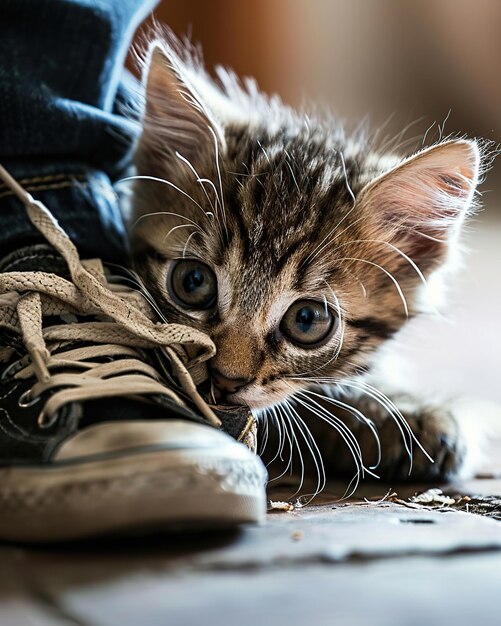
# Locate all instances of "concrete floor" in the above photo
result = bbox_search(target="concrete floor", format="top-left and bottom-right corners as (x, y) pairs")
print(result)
(1, 223), (500, 626)
(1, 468), (500, 626)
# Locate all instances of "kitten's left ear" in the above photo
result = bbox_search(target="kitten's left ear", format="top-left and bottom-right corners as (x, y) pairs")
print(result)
(358, 139), (480, 268)
(136, 41), (224, 176)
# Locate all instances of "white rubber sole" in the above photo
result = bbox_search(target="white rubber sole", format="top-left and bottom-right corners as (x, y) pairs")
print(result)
(0, 444), (267, 543)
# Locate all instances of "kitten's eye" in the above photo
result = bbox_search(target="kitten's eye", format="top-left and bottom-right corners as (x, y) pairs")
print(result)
(168, 260), (217, 310)
(280, 299), (335, 347)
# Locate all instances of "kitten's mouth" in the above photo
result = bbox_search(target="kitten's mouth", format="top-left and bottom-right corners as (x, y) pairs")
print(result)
(200, 377), (290, 411)
(212, 388), (248, 409)
(209, 386), (259, 411)
(198, 378), (249, 410)
(223, 388), (288, 411)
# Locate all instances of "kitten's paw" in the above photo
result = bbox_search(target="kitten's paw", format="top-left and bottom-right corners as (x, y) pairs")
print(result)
(373, 400), (471, 483)
(299, 391), (485, 484)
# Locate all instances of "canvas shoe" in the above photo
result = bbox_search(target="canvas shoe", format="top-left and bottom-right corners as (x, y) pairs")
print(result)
(0, 165), (266, 543)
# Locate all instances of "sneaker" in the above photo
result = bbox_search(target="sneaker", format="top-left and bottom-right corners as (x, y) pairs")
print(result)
(0, 165), (267, 543)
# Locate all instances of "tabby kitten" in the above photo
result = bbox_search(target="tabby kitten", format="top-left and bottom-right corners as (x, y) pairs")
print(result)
(129, 35), (490, 486)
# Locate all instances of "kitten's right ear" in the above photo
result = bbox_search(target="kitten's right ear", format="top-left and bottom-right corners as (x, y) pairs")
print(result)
(136, 41), (223, 176)
(356, 139), (481, 273)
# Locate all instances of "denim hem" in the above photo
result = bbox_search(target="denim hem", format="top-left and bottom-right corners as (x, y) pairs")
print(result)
(0, 161), (129, 264)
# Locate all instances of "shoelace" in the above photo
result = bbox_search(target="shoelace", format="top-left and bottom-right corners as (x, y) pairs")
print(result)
(0, 164), (220, 428)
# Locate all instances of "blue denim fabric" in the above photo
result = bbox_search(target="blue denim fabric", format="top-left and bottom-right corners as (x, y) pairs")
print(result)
(0, 0), (159, 263)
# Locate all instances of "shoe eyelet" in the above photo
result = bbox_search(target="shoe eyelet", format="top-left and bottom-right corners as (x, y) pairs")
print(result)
(37, 412), (57, 430)
(1, 361), (19, 381)
(18, 389), (41, 408)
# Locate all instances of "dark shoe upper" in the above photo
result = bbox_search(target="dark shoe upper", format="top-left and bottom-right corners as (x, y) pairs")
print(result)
(0, 168), (255, 468)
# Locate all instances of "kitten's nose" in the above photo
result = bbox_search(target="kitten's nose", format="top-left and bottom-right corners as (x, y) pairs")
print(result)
(211, 368), (251, 395)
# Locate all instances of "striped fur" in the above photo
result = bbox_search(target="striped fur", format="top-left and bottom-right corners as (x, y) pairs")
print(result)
(130, 34), (489, 413)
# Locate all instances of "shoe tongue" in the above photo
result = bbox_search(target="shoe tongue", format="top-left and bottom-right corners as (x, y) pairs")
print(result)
(0, 244), (70, 277)
(213, 404), (255, 442)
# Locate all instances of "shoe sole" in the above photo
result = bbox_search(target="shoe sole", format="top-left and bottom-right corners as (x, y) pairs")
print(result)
(0, 444), (267, 543)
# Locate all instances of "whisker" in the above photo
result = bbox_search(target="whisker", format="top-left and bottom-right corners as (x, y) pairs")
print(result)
(105, 263), (169, 323)
(422, 120), (437, 146)
(257, 139), (281, 197)
(292, 392), (365, 498)
(174, 151), (217, 214)
(296, 390), (375, 479)
(337, 379), (434, 469)
(118, 175), (206, 216)
(265, 406), (284, 469)
(338, 149), (356, 205)
(332, 238), (428, 290)
(285, 399), (327, 501)
(303, 387), (382, 470)
(280, 401), (306, 497)
(128, 210), (205, 235)
(312, 376), (434, 471)
(256, 408), (270, 456)
(338, 256), (409, 317)
(305, 211), (375, 267)
(304, 197), (360, 266)
(171, 150), (227, 247)
(438, 108), (452, 141)
(284, 150), (301, 194)
(208, 126), (229, 239)
(182, 230), (199, 258)
(278, 404), (298, 479)
(162, 224), (197, 243)
(288, 374), (434, 474)
(267, 406), (295, 482)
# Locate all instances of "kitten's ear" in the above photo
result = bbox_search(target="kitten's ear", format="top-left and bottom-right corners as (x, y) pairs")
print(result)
(136, 41), (223, 176)
(358, 139), (480, 269)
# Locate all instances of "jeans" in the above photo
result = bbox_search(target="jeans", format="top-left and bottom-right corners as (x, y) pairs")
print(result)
(0, 0), (159, 263)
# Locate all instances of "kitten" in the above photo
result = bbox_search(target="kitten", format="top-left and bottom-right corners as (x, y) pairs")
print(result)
(129, 33), (493, 487)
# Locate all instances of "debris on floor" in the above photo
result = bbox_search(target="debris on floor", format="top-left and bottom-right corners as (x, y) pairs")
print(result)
(380, 488), (501, 520)
(268, 500), (295, 513)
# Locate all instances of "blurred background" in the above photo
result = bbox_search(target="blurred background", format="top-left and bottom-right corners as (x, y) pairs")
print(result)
(133, 0), (501, 405)
(136, 0), (501, 199)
